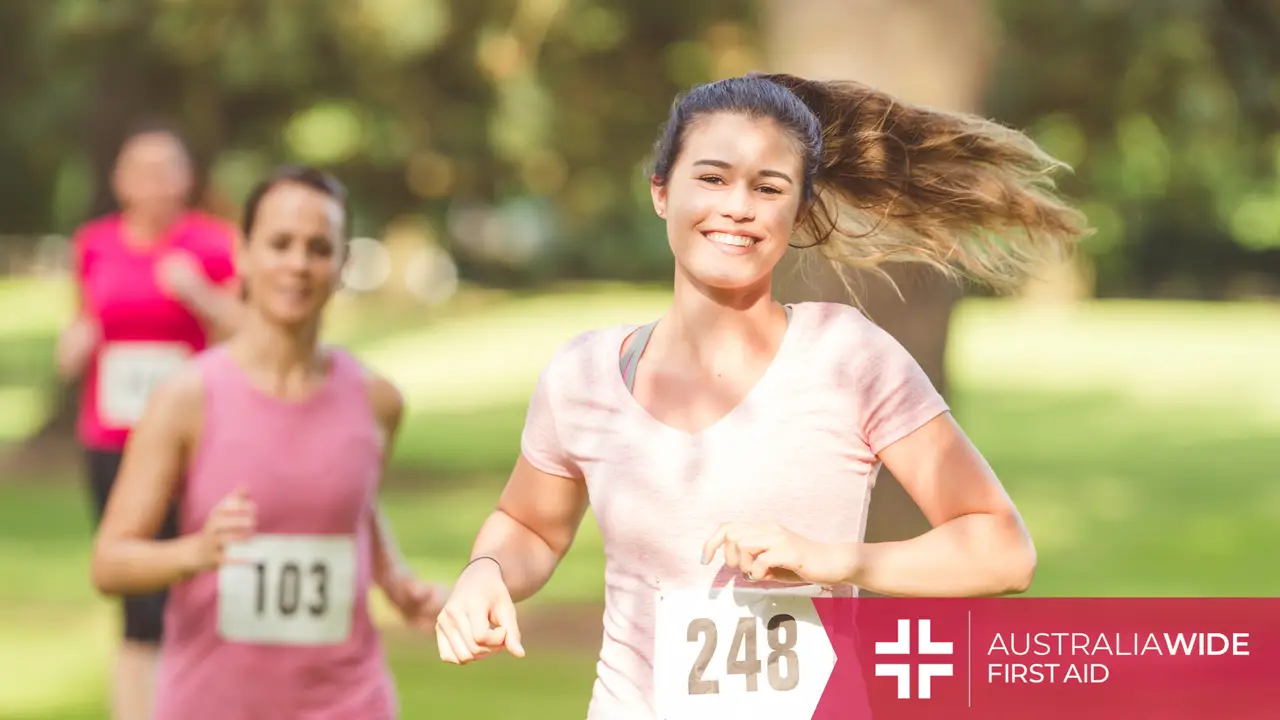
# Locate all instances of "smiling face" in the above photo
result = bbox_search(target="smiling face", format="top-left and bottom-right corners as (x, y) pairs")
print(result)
(241, 180), (347, 328)
(651, 112), (807, 294)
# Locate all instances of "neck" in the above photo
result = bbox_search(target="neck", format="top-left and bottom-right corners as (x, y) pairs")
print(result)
(122, 209), (181, 247)
(230, 310), (324, 383)
(663, 269), (786, 365)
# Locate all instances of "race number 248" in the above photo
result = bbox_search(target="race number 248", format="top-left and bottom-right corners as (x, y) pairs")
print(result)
(654, 587), (836, 718)
(686, 613), (800, 694)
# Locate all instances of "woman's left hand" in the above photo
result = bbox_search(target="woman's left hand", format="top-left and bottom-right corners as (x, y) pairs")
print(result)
(701, 522), (854, 586)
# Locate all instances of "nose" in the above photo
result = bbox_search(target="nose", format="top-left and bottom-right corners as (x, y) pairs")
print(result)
(284, 245), (310, 272)
(720, 184), (755, 222)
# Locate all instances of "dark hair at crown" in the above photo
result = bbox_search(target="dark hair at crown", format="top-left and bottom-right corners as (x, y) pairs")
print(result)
(240, 165), (350, 242)
(650, 75), (823, 203)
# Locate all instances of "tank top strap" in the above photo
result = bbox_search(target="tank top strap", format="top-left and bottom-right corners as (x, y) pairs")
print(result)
(192, 344), (238, 398)
(618, 305), (793, 395)
(322, 346), (379, 418)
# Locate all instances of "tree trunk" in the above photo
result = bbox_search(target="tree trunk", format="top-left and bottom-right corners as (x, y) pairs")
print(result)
(5, 17), (149, 471)
(763, 0), (996, 595)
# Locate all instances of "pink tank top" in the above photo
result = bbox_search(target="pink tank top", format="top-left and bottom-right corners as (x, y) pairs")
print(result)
(74, 211), (237, 451)
(153, 346), (395, 720)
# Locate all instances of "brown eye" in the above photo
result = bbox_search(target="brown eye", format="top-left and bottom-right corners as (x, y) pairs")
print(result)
(308, 236), (335, 258)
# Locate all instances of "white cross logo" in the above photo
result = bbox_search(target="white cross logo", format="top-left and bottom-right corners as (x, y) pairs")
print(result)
(874, 618), (954, 699)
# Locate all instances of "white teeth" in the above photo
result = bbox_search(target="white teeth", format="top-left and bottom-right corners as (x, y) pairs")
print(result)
(707, 232), (756, 247)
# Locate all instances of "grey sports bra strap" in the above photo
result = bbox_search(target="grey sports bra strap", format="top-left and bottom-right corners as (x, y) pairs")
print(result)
(620, 305), (792, 394)
(620, 321), (658, 394)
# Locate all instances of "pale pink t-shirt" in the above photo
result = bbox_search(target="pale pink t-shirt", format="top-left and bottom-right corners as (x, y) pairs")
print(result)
(520, 301), (949, 719)
(74, 211), (237, 450)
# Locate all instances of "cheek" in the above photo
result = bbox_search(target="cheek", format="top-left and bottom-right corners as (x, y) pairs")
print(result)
(311, 256), (343, 284)
(763, 202), (800, 240)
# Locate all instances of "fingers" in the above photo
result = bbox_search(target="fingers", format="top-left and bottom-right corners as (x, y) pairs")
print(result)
(436, 624), (461, 664)
(747, 549), (778, 583)
(704, 523), (773, 576)
(701, 523), (730, 565)
(440, 609), (485, 662)
(206, 488), (257, 567)
(491, 599), (525, 658)
(436, 604), (505, 665)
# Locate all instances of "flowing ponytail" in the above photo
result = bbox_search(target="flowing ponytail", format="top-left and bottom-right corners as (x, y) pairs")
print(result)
(651, 74), (1092, 294)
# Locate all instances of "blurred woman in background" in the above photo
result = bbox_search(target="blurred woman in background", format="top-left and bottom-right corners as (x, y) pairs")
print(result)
(90, 165), (445, 719)
(56, 119), (241, 720)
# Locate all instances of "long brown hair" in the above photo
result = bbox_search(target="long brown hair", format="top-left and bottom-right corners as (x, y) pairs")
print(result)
(651, 74), (1092, 294)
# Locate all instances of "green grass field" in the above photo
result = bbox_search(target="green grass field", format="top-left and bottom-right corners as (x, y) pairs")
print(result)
(0, 281), (1277, 718)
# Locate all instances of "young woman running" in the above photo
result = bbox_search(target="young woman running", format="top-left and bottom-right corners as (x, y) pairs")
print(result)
(56, 120), (242, 720)
(91, 166), (446, 719)
(435, 74), (1090, 718)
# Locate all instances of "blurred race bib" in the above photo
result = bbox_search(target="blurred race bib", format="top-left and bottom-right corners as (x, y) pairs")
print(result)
(218, 534), (357, 646)
(97, 341), (190, 428)
(654, 585), (837, 719)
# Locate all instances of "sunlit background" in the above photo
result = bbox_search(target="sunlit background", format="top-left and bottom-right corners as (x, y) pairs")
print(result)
(0, 1), (1278, 717)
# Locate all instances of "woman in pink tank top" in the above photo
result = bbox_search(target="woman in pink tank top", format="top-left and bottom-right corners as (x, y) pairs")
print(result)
(90, 166), (447, 720)
(55, 119), (243, 720)
(436, 75), (1091, 718)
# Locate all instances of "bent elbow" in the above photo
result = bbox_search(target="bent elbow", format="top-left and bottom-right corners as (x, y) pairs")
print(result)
(90, 548), (121, 596)
(1002, 539), (1037, 596)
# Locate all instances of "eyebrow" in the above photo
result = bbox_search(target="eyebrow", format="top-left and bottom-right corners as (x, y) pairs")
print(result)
(692, 159), (794, 184)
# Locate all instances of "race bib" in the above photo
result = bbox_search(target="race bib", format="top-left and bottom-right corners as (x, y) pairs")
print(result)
(97, 341), (190, 428)
(654, 585), (838, 719)
(217, 534), (357, 647)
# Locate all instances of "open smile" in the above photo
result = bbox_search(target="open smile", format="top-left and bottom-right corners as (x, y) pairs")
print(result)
(703, 231), (762, 251)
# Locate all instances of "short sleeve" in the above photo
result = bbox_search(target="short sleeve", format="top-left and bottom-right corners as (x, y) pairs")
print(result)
(856, 326), (950, 455)
(519, 363), (579, 478)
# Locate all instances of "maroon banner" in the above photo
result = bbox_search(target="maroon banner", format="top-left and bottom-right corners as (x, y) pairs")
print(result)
(811, 598), (1280, 719)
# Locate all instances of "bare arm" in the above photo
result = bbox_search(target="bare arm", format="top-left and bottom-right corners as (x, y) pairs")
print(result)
(90, 367), (209, 595)
(56, 239), (97, 380)
(469, 455), (590, 603)
(363, 370), (413, 587)
(840, 412), (1036, 597)
(181, 280), (244, 342)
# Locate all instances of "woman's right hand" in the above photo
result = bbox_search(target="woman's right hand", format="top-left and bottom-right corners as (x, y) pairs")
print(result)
(436, 557), (525, 664)
(189, 486), (256, 573)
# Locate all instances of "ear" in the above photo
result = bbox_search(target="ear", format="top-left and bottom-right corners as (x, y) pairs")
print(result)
(649, 175), (668, 219)
(795, 195), (816, 226)
(334, 240), (350, 293)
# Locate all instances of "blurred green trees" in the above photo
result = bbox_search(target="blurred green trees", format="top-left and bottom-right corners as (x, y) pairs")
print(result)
(0, 0), (1276, 295)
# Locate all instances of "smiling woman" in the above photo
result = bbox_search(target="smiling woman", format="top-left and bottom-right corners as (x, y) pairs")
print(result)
(435, 73), (1093, 719)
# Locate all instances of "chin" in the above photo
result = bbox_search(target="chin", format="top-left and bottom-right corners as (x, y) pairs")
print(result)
(686, 264), (771, 293)
(262, 305), (320, 329)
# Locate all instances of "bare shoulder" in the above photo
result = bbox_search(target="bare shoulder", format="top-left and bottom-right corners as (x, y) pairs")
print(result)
(353, 360), (405, 432)
(137, 359), (206, 442)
